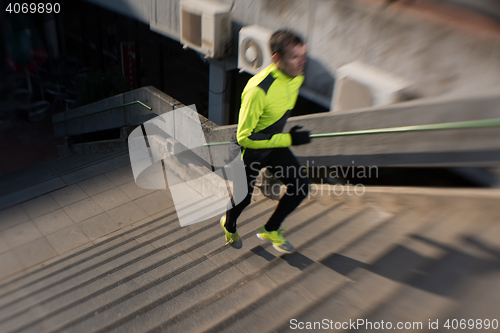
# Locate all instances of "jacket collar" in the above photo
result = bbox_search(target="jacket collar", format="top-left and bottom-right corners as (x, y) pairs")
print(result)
(269, 63), (299, 82)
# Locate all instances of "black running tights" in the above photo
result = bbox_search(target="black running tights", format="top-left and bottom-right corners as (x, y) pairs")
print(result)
(225, 148), (309, 233)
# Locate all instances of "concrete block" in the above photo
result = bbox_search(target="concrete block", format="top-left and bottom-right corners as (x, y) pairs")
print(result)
(105, 165), (135, 187)
(33, 209), (74, 236)
(50, 184), (89, 208)
(92, 188), (132, 211)
(21, 194), (61, 220)
(45, 225), (91, 255)
(106, 201), (149, 227)
(173, 105), (207, 150)
(0, 251), (24, 280)
(62, 198), (104, 224)
(13, 237), (58, 268)
(2, 220), (43, 249)
(119, 181), (157, 201)
(77, 213), (121, 241)
(204, 125), (236, 146)
(145, 87), (177, 117)
(148, 86), (182, 106)
(0, 233), (10, 254)
(0, 205), (30, 232)
(134, 191), (174, 216)
(77, 175), (116, 197)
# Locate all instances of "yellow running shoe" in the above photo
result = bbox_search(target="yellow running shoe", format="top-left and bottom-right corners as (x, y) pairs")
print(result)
(256, 225), (295, 253)
(220, 215), (242, 249)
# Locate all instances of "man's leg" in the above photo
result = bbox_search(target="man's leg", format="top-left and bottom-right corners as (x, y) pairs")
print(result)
(224, 161), (261, 233)
(256, 148), (309, 253)
(265, 148), (309, 231)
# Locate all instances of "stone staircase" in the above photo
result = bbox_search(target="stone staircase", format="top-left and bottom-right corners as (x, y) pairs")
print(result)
(0, 147), (498, 333)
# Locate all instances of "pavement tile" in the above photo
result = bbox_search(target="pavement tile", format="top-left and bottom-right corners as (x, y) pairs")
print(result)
(59, 242), (94, 257)
(91, 230), (126, 245)
(21, 194), (60, 219)
(0, 232), (11, 254)
(37, 242), (94, 267)
(107, 201), (149, 228)
(3, 220), (43, 248)
(33, 209), (74, 236)
(0, 205), (30, 231)
(120, 216), (156, 241)
(150, 207), (177, 222)
(77, 174), (116, 196)
(105, 165), (135, 186)
(77, 213), (121, 241)
(159, 188), (173, 201)
(46, 225), (91, 255)
(63, 198), (104, 223)
(119, 181), (157, 200)
(0, 250), (24, 281)
(50, 184), (89, 207)
(134, 191), (175, 216)
(92, 187), (132, 211)
(13, 237), (58, 268)
(40, 242), (94, 268)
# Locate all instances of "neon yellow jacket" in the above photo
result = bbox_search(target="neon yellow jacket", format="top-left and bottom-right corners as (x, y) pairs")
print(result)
(236, 63), (304, 152)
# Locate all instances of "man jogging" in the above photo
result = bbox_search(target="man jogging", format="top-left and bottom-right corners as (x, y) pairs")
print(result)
(220, 29), (311, 253)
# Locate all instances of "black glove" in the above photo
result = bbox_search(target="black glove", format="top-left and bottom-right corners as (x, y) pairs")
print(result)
(289, 125), (311, 146)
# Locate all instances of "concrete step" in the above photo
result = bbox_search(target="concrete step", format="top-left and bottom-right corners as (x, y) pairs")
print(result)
(0, 181), (498, 333)
(209, 209), (436, 333)
(104, 203), (391, 333)
(0, 189), (175, 290)
(343, 210), (500, 333)
(164, 205), (393, 333)
(0, 206), (181, 322)
(273, 209), (490, 333)
(49, 199), (340, 333)
(0, 194), (277, 333)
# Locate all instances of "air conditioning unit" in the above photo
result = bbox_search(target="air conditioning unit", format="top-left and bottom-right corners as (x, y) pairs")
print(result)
(180, 0), (232, 59)
(331, 61), (413, 112)
(238, 25), (273, 75)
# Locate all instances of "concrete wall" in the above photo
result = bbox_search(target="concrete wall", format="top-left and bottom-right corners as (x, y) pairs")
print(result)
(84, 0), (500, 105)
(52, 86), (190, 137)
(55, 84), (500, 167)
(203, 90), (500, 167)
(442, 0), (500, 20)
(84, 0), (154, 24)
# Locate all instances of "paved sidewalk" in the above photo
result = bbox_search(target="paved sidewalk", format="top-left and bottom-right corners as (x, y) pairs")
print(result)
(0, 163), (175, 282)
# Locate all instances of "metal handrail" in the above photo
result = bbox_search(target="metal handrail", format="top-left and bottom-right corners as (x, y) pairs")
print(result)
(53, 100), (152, 124)
(203, 117), (500, 146)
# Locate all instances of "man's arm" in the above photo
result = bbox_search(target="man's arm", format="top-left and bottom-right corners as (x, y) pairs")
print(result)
(236, 86), (292, 149)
